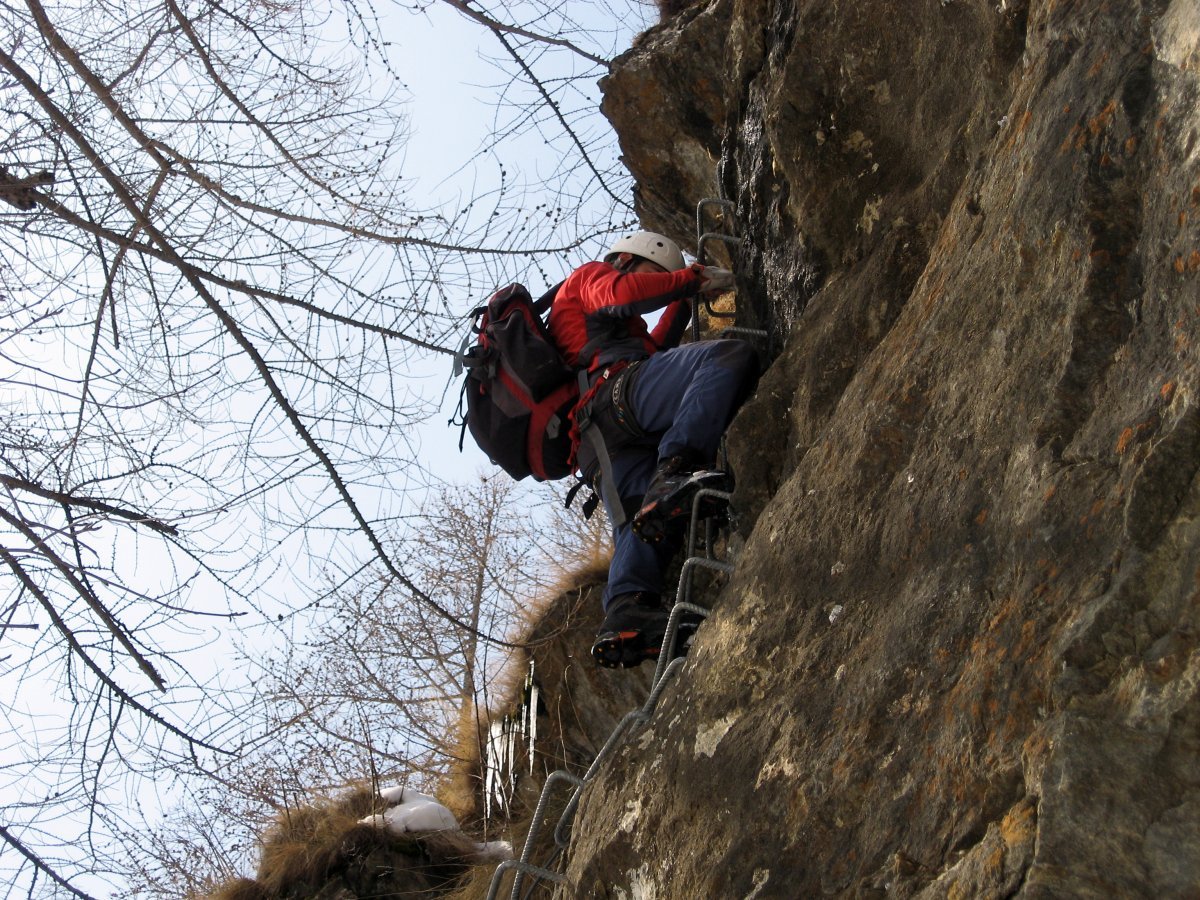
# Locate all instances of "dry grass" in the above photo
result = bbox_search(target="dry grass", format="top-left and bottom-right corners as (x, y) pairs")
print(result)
(436, 555), (616, 899)
(202, 786), (420, 898)
(439, 864), (504, 900)
(518, 550), (609, 643)
(697, 288), (738, 337)
(437, 701), (488, 825)
(654, 0), (696, 20)
(254, 787), (397, 894)
(205, 878), (269, 900)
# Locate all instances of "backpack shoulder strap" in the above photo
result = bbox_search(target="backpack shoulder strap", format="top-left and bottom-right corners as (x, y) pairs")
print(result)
(532, 281), (563, 317)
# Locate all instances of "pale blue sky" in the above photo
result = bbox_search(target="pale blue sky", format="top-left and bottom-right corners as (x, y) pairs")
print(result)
(0, 4), (666, 893)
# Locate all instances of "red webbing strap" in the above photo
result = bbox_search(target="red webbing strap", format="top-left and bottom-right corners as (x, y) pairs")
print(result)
(527, 380), (576, 480)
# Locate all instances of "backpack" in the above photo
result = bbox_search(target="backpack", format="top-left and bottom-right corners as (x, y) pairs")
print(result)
(454, 282), (577, 481)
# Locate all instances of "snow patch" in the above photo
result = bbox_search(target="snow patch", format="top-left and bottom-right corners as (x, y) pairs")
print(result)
(360, 789), (457, 832)
(361, 785), (513, 862)
(695, 713), (739, 758)
(469, 841), (515, 862)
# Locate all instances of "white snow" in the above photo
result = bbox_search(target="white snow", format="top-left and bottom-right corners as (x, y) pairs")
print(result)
(472, 840), (515, 862)
(377, 791), (458, 832)
(359, 784), (514, 861)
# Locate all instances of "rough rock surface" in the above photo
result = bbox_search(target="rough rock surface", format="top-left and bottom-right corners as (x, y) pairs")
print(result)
(565, 0), (1200, 896)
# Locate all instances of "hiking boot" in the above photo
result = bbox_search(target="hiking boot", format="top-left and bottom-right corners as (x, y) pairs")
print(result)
(631, 455), (731, 544)
(591, 592), (700, 669)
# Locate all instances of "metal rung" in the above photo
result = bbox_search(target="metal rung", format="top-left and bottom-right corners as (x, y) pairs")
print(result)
(694, 197), (742, 340)
(679, 555), (734, 608)
(697, 232), (740, 270)
(684, 487), (734, 560)
(487, 768), (580, 900)
(487, 860), (565, 900)
(701, 298), (737, 320)
(494, 595), (714, 897)
(649, 601), (711, 691)
(719, 326), (769, 340)
(700, 230), (734, 248)
(550, 707), (645, 848)
(696, 197), (737, 232)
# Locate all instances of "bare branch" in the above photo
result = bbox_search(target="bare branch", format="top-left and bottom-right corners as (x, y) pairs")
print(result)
(440, 0), (608, 66)
(0, 823), (97, 900)
(489, 26), (634, 212)
(0, 547), (224, 752)
(0, 475), (178, 536)
(0, 505), (168, 690)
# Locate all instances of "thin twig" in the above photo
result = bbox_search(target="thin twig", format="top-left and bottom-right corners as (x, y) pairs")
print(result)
(0, 547), (225, 752)
(0, 505), (168, 690)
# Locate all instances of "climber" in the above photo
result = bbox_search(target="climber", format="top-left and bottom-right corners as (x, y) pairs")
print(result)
(549, 230), (759, 669)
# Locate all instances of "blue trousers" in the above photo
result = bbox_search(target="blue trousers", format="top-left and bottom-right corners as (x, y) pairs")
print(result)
(599, 339), (758, 609)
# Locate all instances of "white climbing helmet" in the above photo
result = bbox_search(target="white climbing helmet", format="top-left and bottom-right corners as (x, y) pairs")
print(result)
(604, 231), (687, 271)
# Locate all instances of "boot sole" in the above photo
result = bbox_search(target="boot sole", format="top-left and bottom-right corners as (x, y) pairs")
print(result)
(632, 493), (729, 544)
(591, 630), (659, 669)
(591, 620), (702, 669)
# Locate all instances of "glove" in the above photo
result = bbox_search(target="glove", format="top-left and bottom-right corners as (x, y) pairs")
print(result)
(697, 265), (735, 294)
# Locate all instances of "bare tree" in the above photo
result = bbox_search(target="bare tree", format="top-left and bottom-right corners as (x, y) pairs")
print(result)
(119, 474), (575, 896)
(0, 0), (645, 892)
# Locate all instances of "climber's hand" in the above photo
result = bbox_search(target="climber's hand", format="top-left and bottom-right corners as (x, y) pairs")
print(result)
(697, 265), (735, 294)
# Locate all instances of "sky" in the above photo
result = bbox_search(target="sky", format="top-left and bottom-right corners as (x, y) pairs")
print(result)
(0, 1), (660, 895)
(380, 0), (654, 476)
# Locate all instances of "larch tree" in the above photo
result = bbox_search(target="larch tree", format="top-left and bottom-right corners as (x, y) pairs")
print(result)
(0, 0), (645, 893)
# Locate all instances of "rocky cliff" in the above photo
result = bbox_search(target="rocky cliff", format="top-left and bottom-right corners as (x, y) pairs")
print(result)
(568, 0), (1200, 896)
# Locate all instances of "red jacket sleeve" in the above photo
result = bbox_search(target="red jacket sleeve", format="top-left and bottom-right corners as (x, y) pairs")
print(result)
(650, 299), (691, 350)
(550, 261), (703, 368)
(571, 261), (702, 318)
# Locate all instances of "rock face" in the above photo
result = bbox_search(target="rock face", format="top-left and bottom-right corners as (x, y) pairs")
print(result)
(570, 0), (1200, 896)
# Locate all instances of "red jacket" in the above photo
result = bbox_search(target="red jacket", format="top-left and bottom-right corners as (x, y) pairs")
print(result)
(548, 261), (701, 371)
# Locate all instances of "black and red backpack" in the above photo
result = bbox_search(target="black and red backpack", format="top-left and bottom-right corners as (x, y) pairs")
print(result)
(453, 282), (577, 481)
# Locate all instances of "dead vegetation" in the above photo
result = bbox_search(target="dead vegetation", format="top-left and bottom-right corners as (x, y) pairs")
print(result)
(653, 0), (695, 20)
(202, 552), (620, 899)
